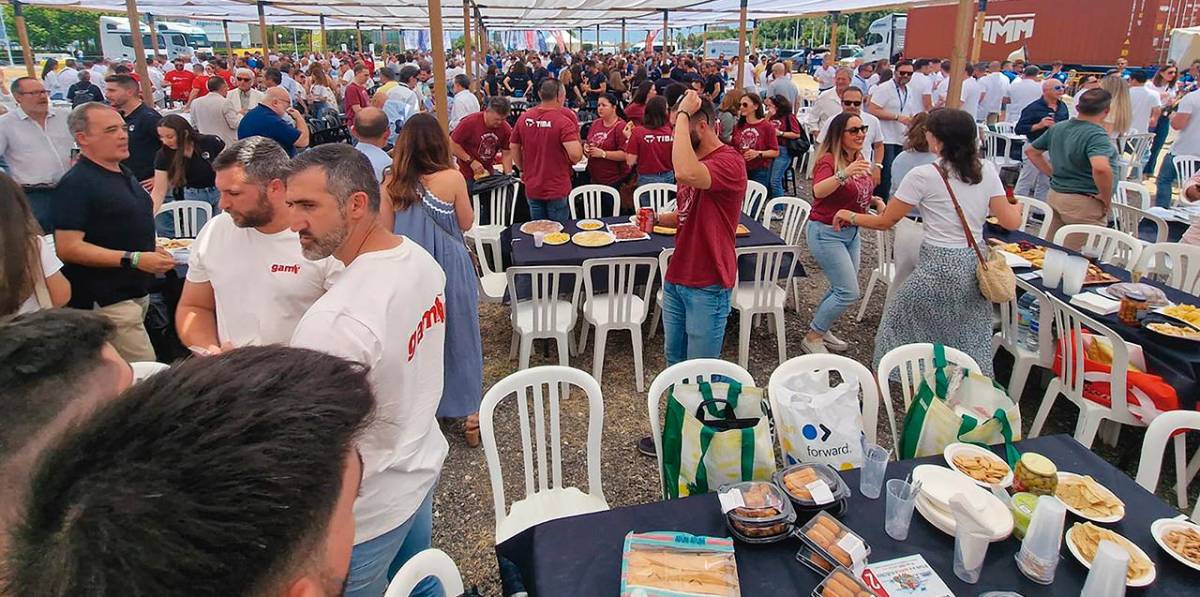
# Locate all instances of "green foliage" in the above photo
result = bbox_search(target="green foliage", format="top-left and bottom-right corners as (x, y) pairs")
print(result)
(682, 10), (896, 50)
(2, 6), (113, 52)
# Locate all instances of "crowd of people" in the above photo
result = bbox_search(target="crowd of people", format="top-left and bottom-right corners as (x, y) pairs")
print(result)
(1, 38), (1198, 595)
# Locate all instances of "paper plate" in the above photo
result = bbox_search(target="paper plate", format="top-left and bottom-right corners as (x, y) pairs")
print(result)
(576, 219), (605, 231)
(943, 443), (1013, 490)
(1065, 523), (1156, 587)
(520, 220), (564, 235)
(914, 493), (1012, 542)
(911, 465), (1013, 541)
(1054, 472), (1125, 523)
(1151, 516), (1200, 572)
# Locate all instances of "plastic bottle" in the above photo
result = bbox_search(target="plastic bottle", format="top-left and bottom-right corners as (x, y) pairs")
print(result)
(1025, 298), (1040, 352)
(1016, 294), (1035, 347)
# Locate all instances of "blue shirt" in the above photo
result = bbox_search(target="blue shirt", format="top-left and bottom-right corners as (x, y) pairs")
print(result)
(237, 104), (301, 156)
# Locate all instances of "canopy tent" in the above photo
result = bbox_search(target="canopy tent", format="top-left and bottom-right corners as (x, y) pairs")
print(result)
(1170, 25), (1200, 67)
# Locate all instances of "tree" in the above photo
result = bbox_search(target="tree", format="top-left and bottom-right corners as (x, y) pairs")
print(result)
(2, 6), (109, 53)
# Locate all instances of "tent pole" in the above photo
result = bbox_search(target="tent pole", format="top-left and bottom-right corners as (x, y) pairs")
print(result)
(736, 0), (747, 91)
(621, 18), (626, 52)
(661, 11), (668, 60)
(355, 22), (363, 53)
(702, 24), (708, 59)
(970, 0), (987, 63)
(595, 24), (600, 52)
(292, 27), (298, 58)
(147, 13), (160, 61)
(428, 0), (450, 132)
(319, 15), (326, 54)
(829, 12), (839, 59)
(223, 20), (234, 62)
(124, 0), (154, 103)
(12, 0), (35, 77)
(256, 1), (269, 55)
(476, 5), (488, 64)
(947, 0), (974, 109)
(462, 0), (472, 80)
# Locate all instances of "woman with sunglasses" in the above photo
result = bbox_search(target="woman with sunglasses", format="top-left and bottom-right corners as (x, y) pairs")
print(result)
(1144, 65), (1179, 177)
(832, 108), (1021, 376)
(732, 93), (779, 191)
(801, 112), (881, 354)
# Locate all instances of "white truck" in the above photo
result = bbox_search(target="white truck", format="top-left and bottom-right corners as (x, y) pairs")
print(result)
(154, 21), (214, 56)
(99, 16), (193, 61)
(704, 39), (749, 60)
(861, 13), (907, 63)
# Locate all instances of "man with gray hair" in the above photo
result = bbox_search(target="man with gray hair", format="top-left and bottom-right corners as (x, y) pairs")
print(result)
(448, 73), (480, 131)
(0, 76), (73, 232)
(286, 144), (447, 597)
(226, 67), (264, 114)
(766, 62), (798, 108)
(176, 137), (341, 353)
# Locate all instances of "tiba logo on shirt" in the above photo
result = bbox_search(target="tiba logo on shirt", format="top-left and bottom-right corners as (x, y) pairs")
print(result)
(407, 294), (446, 361)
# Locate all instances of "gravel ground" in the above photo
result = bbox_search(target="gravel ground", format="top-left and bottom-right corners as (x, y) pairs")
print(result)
(430, 180), (1198, 595)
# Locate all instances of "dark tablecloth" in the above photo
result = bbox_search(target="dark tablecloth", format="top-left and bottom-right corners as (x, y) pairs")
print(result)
(495, 435), (1192, 596)
(1138, 217), (1189, 244)
(988, 227), (1200, 408)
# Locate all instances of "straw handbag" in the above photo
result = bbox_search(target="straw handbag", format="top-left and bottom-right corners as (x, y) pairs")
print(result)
(933, 165), (1015, 303)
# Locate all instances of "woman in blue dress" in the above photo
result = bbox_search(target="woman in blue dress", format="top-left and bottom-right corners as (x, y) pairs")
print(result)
(381, 113), (484, 446)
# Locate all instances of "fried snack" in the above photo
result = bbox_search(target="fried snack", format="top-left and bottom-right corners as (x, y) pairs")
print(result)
(576, 219), (604, 231)
(542, 232), (570, 245)
(1161, 304), (1200, 327)
(1083, 264), (1119, 285)
(1148, 322), (1200, 340)
(1070, 523), (1153, 581)
(952, 453), (1010, 484)
(803, 515), (853, 567)
(820, 570), (875, 597)
(520, 220), (563, 235)
(1164, 527), (1200, 565)
(735, 224), (750, 236)
(625, 549), (739, 596)
(156, 238), (193, 250)
(652, 225), (677, 235)
(783, 466), (821, 500)
(1056, 475), (1124, 518)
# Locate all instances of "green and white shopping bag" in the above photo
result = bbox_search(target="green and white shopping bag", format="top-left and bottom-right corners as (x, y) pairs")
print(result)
(898, 344), (1022, 465)
(660, 380), (776, 499)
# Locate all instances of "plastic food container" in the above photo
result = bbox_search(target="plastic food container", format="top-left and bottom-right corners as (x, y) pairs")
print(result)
(718, 481), (796, 544)
(774, 463), (851, 520)
(1014, 453), (1059, 496)
(1011, 492), (1039, 540)
(797, 511), (871, 572)
(796, 542), (838, 575)
(811, 567), (876, 597)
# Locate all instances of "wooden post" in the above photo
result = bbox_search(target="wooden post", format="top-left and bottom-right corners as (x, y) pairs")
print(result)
(703, 24), (709, 59)
(947, 0), (975, 109)
(147, 13), (160, 61)
(621, 18), (626, 52)
(829, 12), (839, 58)
(428, 0), (450, 132)
(736, 0), (747, 90)
(970, 0), (988, 63)
(596, 24), (600, 53)
(476, 5), (488, 64)
(223, 20), (234, 62)
(462, 0), (472, 79)
(124, 0), (154, 103)
(661, 11), (668, 59)
(12, 0), (35, 78)
(750, 21), (759, 55)
(319, 15), (326, 54)
(257, 1), (269, 55)
(309, 25), (315, 53)
(355, 22), (363, 53)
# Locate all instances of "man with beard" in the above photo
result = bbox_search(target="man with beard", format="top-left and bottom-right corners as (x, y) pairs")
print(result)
(286, 144), (447, 597)
(175, 137), (341, 354)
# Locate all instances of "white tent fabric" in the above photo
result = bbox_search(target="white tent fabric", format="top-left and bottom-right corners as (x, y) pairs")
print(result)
(1170, 26), (1200, 67)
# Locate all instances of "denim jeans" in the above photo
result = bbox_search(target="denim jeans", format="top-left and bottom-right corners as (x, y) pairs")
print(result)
(876, 143), (902, 198)
(747, 167), (771, 191)
(24, 188), (56, 233)
(528, 197), (571, 223)
(1144, 115), (1170, 177)
(769, 146), (791, 198)
(662, 281), (733, 367)
(805, 221), (862, 334)
(1155, 152), (1180, 208)
(345, 486), (440, 597)
(638, 171), (675, 185)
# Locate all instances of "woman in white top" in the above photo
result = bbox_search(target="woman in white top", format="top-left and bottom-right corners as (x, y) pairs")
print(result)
(832, 108), (1021, 376)
(1, 173), (70, 317)
(41, 58), (62, 100)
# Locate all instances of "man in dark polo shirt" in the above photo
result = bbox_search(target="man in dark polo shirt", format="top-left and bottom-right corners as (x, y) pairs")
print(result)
(104, 74), (161, 191)
(53, 102), (176, 362)
(238, 87), (310, 157)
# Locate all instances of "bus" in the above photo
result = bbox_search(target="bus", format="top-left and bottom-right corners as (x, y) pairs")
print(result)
(99, 16), (194, 61)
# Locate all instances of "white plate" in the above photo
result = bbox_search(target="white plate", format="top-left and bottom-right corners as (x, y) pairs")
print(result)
(1053, 472), (1125, 523)
(519, 220), (564, 235)
(1065, 523), (1157, 587)
(575, 219), (605, 231)
(911, 465), (1013, 541)
(1151, 516), (1200, 572)
(943, 443), (1013, 490)
(914, 493), (1012, 542)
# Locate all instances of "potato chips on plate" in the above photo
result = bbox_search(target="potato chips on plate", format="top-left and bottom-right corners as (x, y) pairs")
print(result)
(1066, 522), (1156, 587)
(1055, 472), (1125, 522)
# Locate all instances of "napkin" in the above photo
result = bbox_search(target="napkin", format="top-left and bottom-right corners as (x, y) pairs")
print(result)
(1000, 251), (1032, 268)
(1070, 293), (1120, 315)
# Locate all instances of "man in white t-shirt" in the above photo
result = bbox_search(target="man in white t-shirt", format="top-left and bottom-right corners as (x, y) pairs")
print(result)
(867, 60), (922, 195)
(287, 144), (447, 597)
(1155, 88), (1200, 207)
(959, 65), (987, 119)
(817, 87), (883, 164)
(910, 58), (935, 111)
(1127, 69), (1162, 134)
(814, 54), (837, 91)
(978, 61), (1011, 122)
(176, 137), (341, 353)
(809, 68), (853, 136)
(1006, 66), (1044, 124)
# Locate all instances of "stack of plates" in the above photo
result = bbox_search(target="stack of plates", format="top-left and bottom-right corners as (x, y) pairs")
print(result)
(911, 464), (1013, 541)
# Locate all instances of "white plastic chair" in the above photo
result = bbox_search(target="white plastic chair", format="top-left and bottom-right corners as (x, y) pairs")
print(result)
(1028, 295), (1143, 448)
(384, 549), (465, 597)
(763, 197), (812, 311)
(982, 130), (1021, 168)
(732, 245), (800, 370)
(1173, 155), (1200, 204)
(569, 184), (620, 219)
(505, 266), (582, 369)
(856, 229), (895, 321)
(1135, 410), (1200, 518)
(768, 354), (887, 450)
(578, 257), (658, 392)
(473, 232), (507, 303)
(1134, 242), (1200, 294)
(742, 180), (769, 221)
(464, 178), (520, 247)
(633, 183), (676, 213)
(156, 200), (212, 238)
(480, 366), (607, 543)
(876, 343), (982, 443)
(647, 248), (673, 340)
(992, 278), (1052, 404)
(1116, 133), (1155, 182)
(1052, 224), (1143, 272)
(992, 121), (1017, 135)
(647, 359), (755, 499)
(1111, 201), (1168, 243)
(1115, 181), (1153, 210)
(130, 361), (170, 384)
(1014, 194), (1053, 239)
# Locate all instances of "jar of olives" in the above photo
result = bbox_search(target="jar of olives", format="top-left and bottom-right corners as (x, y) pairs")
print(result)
(1013, 453), (1058, 496)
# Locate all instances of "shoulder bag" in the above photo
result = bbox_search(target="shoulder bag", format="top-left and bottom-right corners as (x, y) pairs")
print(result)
(933, 165), (1015, 303)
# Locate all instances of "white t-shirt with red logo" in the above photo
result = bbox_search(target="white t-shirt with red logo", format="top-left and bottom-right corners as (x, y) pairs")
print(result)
(186, 212), (342, 346)
(291, 239), (448, 544)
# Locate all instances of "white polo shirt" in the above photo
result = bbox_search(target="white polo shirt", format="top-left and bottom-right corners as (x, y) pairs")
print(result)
(1005, 78), (1044, 124)
(869, 80), (922, 146)
(1128, 85), (1162, 134)
(0, 107), (74, 186)
(978, 72), (1011, 117)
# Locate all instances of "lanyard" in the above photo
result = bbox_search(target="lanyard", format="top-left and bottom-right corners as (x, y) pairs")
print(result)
(895, 83), (908, 113)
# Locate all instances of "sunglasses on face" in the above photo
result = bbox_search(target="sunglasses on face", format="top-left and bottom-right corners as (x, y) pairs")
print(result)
(740, 102), (753, 108)
(237, 77), (252, 82)
(842, 100), (862, 107)
(1051, 85), (1065, 91)
(845, 125), (869, 135)
(898, 70), (913, 76)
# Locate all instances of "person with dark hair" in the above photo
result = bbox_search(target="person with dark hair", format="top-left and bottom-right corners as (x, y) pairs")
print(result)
(585, 94), (629, 193)
(625, 80), (656, 126)
(392, 65), (423, 115)
(732, 92), (779, 190)
(1006, 65), (1044, 126)
(344, 65), (371, 126)
(766, 94), (804, 199)
(382, 113), (483, 448)
(352, 107), (394, 182)
(503, 60), (532, 97)
(191, 75), (242, 146)
(0, 173), (70, 317)
(483, 64), (501, 97)
(1, 345), (373, 597)
(833, 108), (1021, 375)
(510, 79), (584, 223)
(451, 95), (512, 193)
(105, 73), (163, 190)
(0, 76), (73, 233)
(889, 112), (935, 197)
(625, 96), (675, 185)
(702, 60), (725, 102)
(1026, 88), (1119, 245)
(449, 73), (480, 131)
(285, 143), (447, 597)
(1128, 69), (1163, 135)
(149, 114), (225, 226)
(1144, 64), (1179, 179)
(867, 59), (922, 198)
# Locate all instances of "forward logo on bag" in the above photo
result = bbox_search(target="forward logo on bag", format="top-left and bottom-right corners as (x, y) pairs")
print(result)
(802, 423), (834, 442)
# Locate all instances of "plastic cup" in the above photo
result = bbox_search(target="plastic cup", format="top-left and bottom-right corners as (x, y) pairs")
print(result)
(1015, 495), (1066, 584)
(884, 478), (918, 540)
(858, 443), (890, 499)
(533, 231), (545, 248)
(953, 519), (991, 584)
(1042, 249), (1068, 289)
(1081, 540), (1129, 597)
(1061, 255), (1090, 295)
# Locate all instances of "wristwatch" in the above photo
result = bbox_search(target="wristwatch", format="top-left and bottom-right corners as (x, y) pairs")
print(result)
(121, 251), (133, 269)
(835, 169), (848, 184)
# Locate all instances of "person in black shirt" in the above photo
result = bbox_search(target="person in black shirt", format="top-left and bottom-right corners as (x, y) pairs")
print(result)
(149, 114), (225, 237)
(104, 74), (162, 191)
(483, 65), (501, 97)
(67, 70), (104, 107)
(702, 61), (725, 102)
(504, 62), (532, 98)
(585, 63), (607, 109)
(53, 103), (175, 362)
(530, 56), (551, 92)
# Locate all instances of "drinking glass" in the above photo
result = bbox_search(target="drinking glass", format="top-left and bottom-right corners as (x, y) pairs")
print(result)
(1042, 249), (1067, 288)
(884, 478), (918, 540)
(1061, 255), (1090, 295)
(858, 443), (890, 499)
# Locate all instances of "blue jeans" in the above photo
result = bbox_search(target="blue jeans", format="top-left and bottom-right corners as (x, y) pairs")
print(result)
(805, 221), (861, 334)
(747, 167), (771, 191)
(1155, 152), (1179, 208)
(638, 171), (675, 185)
(528, 197), (571, 223)
(662, 281), (733, 367)
(769, 146), (791, 198)
(1144, 115), (1170, 177)
(345, 486), (440, 597)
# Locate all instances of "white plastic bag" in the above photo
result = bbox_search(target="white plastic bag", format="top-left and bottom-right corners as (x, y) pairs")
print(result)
(774, 372), (866, 470)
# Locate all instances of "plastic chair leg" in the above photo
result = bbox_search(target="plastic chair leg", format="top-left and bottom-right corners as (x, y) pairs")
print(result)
(631, 326), (645, 393)
(648, 302), (662, 339)
(856, 270), (881, 322)
(774, 309), (787, 367)
(1028, 380), (1061, 438)
(1074, 412), (1103, 449)
(555, 333), (570, 367)
(1175, 434), (1190, 510)
(738, 310), (752, 370)
(518, 335), (533, 370)
(577, 320), (590, 355)
(1007, 356), (1035, 404)
(591, 327), (607, 383)
(510, 330), (519, 360)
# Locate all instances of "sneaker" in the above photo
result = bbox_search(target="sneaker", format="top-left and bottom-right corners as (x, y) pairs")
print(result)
(801, 337), (829, 354)
(822, 331), (850, 352)
(637, 436), (657, 457)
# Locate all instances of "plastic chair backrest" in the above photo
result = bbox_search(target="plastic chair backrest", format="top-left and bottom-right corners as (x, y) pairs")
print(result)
(1134, 409), (1200, 521)
(1052, 224), (1143, 271)
(472, 179), (521, 227)
(734, 245), (800, 310)
(875, 228), (895, 274)
(505, 266), (582, 335)
(1118, 133), (1155, 163)
(634, 183), (677, 213)
(130, 361), (170, 384)
(1014, 194), (1053, 239)
(657, 247), (674, 286)
(384, 549), (465, 597)
(569, 184), (620, 219)
(1044, 294), (1133, 423)
(1134, 242), (1200, 294)
(768, 354), (887, 451)
(993, 121), (1016, 135)
(1173, 155), (1200, 191)
(762, 196), (812, 245)
(156, 200), (213, 238)
(646, 359), (755, 499)
(742, 180), (769, 221)
(1111, 201), (1167, 243)
(875, 343), (982, 417)
(1116, 181), (1152, 210)
(581, 257), (658, 325)
(480, 366), (605, 527)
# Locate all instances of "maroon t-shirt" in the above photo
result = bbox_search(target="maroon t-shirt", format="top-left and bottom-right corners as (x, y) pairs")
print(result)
(732, 119), (779, 171)
(450, 111), (512, 182)
(625, 124), (674, 175)
(343, 83), (369, 126)
(770, 114), (802, 144)
(809, 153), (874, 225)
(666, 144), (747, 289)
(586, 118), (629, 185)
(510, 105), (580, 199)
(624, 102), (646, 126)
